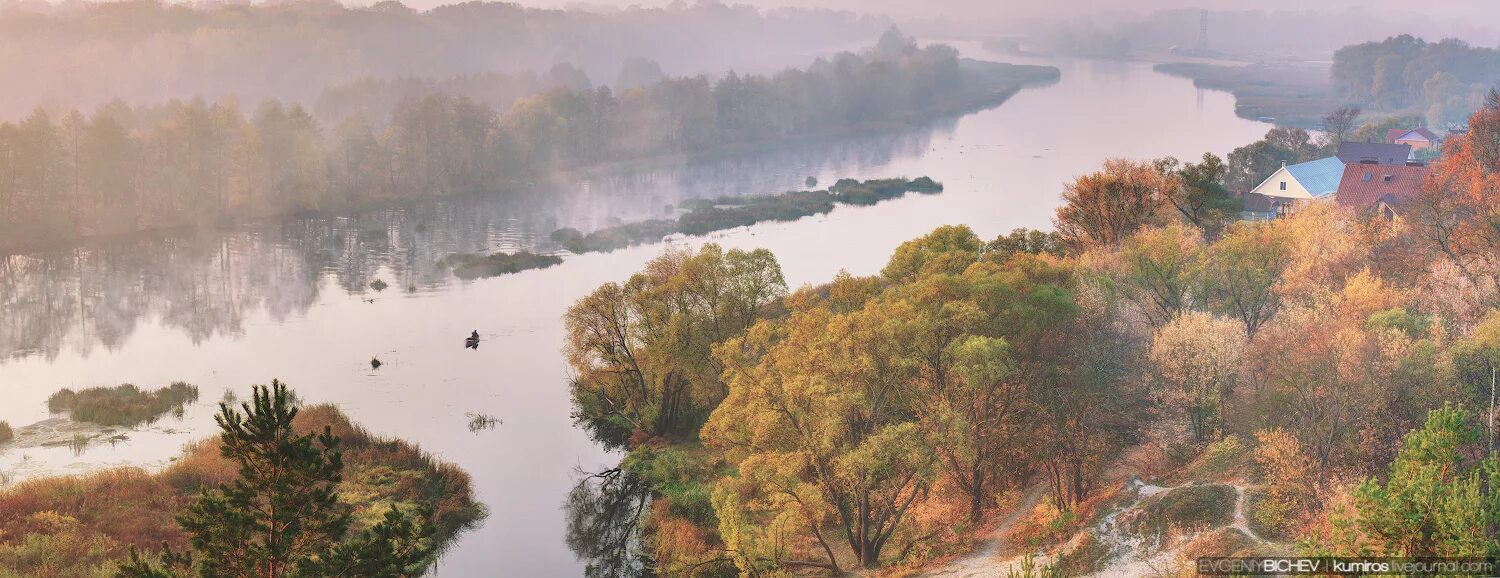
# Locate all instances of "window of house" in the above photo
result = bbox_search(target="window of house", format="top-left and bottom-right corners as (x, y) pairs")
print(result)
(1383, 175), (1393, 183)
(1279, 181), (1287, 191)
(1363, 172), (1372, 182)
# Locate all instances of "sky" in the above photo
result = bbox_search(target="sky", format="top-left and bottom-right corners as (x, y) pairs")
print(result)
(540, 0), (1500, 22)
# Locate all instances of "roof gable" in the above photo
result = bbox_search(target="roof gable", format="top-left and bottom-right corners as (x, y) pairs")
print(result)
(1386, 128), (1437, 143)
(1248, 165), (1311, 199)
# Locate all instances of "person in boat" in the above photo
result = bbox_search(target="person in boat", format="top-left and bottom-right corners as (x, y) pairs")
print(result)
(466, 330), (480, 350)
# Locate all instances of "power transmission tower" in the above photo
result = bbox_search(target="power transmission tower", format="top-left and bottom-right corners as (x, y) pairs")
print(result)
(1197, 10), (1208, 55)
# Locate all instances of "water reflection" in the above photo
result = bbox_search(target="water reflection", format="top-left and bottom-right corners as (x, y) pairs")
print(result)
(0, 122), (941, 364)
(565, 468), (654, 578)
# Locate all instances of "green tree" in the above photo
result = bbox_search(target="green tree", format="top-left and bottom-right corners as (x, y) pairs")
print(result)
(1156, 153), (1238, 233)
(118, 380), (434, 578)
(881, 224), (984, 282)
(565, 245), (786, 448)
(1118, 223), (1205, 327)
(1309, 405), (1500, 557)
(1225, 128), (1319, 192)
(1207, 223), (1289, 337)
(983, 228), (1064, 264)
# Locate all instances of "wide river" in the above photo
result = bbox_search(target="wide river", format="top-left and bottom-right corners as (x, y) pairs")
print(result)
(0, 47), (1269, 576)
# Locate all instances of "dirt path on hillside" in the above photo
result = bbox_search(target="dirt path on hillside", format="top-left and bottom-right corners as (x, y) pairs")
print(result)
(921, 482), (1048, 578)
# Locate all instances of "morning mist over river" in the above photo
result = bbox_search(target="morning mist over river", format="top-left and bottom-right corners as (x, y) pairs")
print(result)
(0, 46), (1270, 576)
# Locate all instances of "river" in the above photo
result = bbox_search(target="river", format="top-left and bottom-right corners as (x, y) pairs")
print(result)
(0, 47), (1270, 576)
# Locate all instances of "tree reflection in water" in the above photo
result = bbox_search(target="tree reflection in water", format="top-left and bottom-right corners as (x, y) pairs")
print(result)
(0, 120), (940, 364)
(565, 467), (655, 578)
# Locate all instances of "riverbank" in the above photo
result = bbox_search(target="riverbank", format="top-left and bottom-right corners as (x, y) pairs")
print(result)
(0, 404), (485, 576)
(1152, 62), (1338, 128)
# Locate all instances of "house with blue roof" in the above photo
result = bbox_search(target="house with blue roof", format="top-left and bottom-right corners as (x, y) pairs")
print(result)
(1241, 156), (1346, 218)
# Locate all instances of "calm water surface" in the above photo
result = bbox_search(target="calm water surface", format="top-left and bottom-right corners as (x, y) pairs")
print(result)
(0, 51), (1269, 576)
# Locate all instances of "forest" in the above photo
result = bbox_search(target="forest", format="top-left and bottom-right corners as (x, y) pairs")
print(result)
(1154, 34), (1499, 130)
(0, 0), (888, 119)
(0, 32), (1057, 251)
(559, 98), (1500, 574)
(1333, 35), (1500, 127)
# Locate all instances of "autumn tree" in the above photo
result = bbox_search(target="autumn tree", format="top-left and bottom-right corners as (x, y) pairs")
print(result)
(881, 224), (984, 282)
(705, 289), (932, 569)
(1411, 97), (1500, 288)
(565, 244), (786, 448)
(983, 228), (1064, 264)
(1206, 222), (1290, 337)
(1149, 312), (1245, 441)
(1118, 223), (1205, 327)
(915, 252), (1077, 523)
(1252, 428), (1319, 539)
(1053, 158), (1173, 251)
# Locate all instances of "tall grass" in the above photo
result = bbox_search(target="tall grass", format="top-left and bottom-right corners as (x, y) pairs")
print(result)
(47, 382), (199, 427)
(0, 420), (12, 444)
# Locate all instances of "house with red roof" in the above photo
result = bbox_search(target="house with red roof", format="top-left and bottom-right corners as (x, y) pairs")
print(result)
(1385, 128), (1440, 151)
(1333, 162), (1431, 218)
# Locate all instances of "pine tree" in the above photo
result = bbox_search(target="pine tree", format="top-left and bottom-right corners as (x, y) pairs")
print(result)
(118, 380), (435, 578)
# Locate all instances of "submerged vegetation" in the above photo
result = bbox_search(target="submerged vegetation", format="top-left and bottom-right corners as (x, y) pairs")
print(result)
(47, 382), (199, 428)
(554, 177), (944, 253)
(466, 413), (501, 433)
(0, 382), (484, 577)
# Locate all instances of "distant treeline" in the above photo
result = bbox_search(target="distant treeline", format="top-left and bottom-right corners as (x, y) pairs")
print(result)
(0, 35), (1054, 251)
(552, 176), (944, 254)
(1334, 35), (1500, 126)
(0, 0), (889, 118)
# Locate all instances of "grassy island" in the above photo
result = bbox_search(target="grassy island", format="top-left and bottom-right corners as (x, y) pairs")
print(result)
(554, 176), (944, 254)
(47, 382), (200, 428)
(441, 251), (564, 280)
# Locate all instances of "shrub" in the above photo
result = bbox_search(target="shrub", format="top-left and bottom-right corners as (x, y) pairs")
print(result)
(1250, 428), (1317, 540)
(0, 421), (12, 444)
(1122, 483), (1236, 542)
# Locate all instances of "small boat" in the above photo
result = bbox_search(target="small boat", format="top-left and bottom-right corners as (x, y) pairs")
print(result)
(465, 331), (480, 350)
